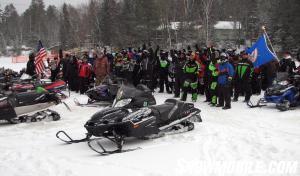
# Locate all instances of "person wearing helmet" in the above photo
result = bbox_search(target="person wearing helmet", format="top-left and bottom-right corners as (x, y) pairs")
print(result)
(181, 53), (200, 102)
(172, 50), (187, 98)
(158, 51), (171, 93)
(208, 54), (219, 106)
(217, 52), (234, 110)
(279, 52), (296, 75)
(233, 52), (253, 102)
(26, 52), (36, 76)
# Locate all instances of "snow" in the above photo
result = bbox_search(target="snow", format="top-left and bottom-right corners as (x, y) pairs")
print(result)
(0, 60), (300, 176)
(0, 57), (27, 72)
(214, 21), (242, 30)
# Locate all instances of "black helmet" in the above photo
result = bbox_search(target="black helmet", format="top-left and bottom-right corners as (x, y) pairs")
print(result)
(29, 52), (35, 60)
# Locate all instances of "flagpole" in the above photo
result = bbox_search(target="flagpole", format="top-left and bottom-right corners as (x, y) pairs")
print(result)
(262, 26), (279, 61)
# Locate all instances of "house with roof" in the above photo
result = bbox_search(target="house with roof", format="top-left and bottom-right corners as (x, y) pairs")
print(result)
(213, 21), (243, 46)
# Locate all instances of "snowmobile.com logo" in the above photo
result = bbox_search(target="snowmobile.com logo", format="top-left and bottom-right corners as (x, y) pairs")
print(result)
(176, 160), (298, 175)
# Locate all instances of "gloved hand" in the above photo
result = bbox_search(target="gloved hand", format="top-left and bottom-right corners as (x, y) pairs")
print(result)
(228, 76), (233, 84)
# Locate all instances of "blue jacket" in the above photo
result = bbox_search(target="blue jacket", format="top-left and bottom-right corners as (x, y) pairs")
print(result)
(217, 62), (234, 85)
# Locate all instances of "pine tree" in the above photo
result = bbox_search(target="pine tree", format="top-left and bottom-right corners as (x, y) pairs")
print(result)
(22, 0), (47, 47)
(45, 5), (59, 47)
(99, 0), (120, 46)
(59, 3), (76, 49)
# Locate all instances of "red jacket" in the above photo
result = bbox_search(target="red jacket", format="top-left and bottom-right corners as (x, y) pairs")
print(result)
(78, 62), (91, 78)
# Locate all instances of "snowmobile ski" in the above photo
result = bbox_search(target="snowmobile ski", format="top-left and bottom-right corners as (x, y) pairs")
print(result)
(247, 99), (267, 108)
(73, 98), (112, 107)
(56, 131), (91, 144)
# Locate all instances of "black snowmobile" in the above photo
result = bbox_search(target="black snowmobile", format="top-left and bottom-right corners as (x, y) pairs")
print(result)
(0, 91), (62, 124)
(56, 85), (201, 155)
(74, 76), (125, 107)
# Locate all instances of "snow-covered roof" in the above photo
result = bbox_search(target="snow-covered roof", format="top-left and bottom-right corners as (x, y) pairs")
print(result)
(157, 22), (181, 31)
(214, 21), (242, 30)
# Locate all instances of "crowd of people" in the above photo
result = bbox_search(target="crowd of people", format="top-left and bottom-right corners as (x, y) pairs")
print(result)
(25, 44), (300, 110)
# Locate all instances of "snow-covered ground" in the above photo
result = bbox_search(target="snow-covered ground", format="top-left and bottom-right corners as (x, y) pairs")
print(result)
(0, 56), (27, 72)
(0, 57), (300, 176)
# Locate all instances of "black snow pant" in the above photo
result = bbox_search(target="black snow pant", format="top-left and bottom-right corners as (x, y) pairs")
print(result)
(174, 75), (183, 97)
(251, 74), (261, 95)
(159, 72), (170, 92)
(218, 84), (231, 108)
(51, 70), (58, 82)
(204, 79), (211, 102)
(234, 80), (252, 102)
(79, 77), (89, 94)
(68, 76), (79, 92)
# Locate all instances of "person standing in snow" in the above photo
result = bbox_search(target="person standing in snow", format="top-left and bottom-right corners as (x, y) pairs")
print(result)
(158, 51), (171, 93)
(78, 56), (92, 94)
(181, 53), (200, 102)
(49, 57), (59, 82)
(66, 55), (79, 92)
(233, 52), (253, 103)
(208, 56), (219, 106)
(172, 50), (186, 98)
(94, 52), (110, 86)
(26, 52), (36, 77)
(217, 53), (234, 110)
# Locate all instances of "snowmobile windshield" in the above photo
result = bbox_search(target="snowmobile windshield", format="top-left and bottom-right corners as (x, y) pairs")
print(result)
(115, 85), (143, 101)
(20, 73), (32, 80)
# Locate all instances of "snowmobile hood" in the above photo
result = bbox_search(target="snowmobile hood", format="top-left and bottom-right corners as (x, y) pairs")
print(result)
(266, 84), (294, 96)
(86, 107), (129, 125)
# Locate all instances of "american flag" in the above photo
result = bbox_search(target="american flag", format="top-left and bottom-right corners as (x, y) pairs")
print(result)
(35, 40), (47, 74)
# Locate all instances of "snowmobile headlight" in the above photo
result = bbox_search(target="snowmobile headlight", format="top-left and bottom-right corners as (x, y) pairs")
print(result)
(113, 98), (132, 108)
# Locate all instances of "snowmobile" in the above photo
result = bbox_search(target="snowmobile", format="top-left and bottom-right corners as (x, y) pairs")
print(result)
(10, 74), (66, 93)
(247, 74), (300, 111)
(0, 91), (63, 124)
(56, 87), (201, 155)
(74, 76), (146, 107)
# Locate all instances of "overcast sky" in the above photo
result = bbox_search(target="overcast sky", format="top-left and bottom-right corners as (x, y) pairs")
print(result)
(0, 0), (88, 13)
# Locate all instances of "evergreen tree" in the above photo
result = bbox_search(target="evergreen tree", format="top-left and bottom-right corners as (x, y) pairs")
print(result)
(59, 3), (76, 49)
(45, 5), (59, 47)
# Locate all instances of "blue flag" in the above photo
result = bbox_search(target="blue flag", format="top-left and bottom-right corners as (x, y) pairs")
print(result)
(246, 34), (276, 68)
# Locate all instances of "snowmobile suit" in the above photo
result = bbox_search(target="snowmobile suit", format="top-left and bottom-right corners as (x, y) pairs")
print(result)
(181, 60), (199, 101)
(217, 61), (234, 108)
(173, 55), (186, 97)
(159, 57), (170, 93)
(234, 59), (253, 102)
(208, 62), (219, 105)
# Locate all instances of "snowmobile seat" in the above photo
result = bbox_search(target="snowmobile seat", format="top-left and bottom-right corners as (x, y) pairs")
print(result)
(14, 92), (47, 106)
(151, 99), (185, 124)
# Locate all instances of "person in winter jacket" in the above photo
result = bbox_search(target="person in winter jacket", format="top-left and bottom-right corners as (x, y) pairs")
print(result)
(217, 53), (234, 110)
(158, 51), (171, 93)
(26, 53), (36, 76)
(208, 57), (219, 106)
(172, 50), (186, 98)
(49, 57), (59, 82)
(66, 55), (79, 92)
(94, 52), (110, 86)
(78, 56), (92, 94)
(181, 53), (200, 102)
(279, 52), (296, 75)
(233, 52), (253, 102)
